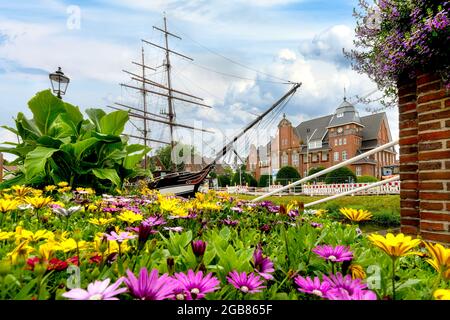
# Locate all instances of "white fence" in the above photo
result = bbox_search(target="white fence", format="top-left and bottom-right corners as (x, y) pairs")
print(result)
(302, 181), (400, 196)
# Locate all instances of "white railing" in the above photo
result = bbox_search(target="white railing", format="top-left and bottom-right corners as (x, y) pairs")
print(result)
(251, 139), (400, 204)
(303, 181), (400, 196)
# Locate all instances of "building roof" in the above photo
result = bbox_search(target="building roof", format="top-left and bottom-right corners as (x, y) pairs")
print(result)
(294, 114), (333, 143)
(360, 112), (385, 140)
(327, 98), (363, 128)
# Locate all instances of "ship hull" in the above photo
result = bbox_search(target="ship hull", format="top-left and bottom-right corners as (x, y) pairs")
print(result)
(148, 164), (213, 197)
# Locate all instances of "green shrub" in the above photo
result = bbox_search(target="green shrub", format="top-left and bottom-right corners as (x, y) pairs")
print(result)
(325, 166), (357, 184)
(217, 175), (231, 187)
(258, 174), (271, 187)
(307, 166), (326, 183)
(357, 175), (379, 183)
(275, 166), (301, 186)
(0, 90), (150, 192)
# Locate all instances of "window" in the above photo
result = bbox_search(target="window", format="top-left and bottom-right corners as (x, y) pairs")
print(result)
(343, 138), (347, 145)
(356, 166), (362, 176)
(304, 170), (307, 177)
(334, 139), (337, 146)
(342, 150), (347, 161)
(282, 153), (288, 166)
(308, 140), (322, 149)
(303, 154), (308, 163)
(322, 152), (328, 161)
(312, 153), (318, 162)
(337, 113), (344, 118)
(339, 138), (342, 146)
(334, 152), (339, 161)
(292, 152), (299, 166)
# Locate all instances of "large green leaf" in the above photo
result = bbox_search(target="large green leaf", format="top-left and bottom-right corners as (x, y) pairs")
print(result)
(123, 144), (151, 169)
(92, 168), (121, 187)
(86, 108), (106, 131)
(28, 90), (65, 135)
(99, 110), (129, 135)
(63, 102), (83, 125)
(16, 113), (41, 141)
(36, 136), (63, 149)
(70, 137), (99, 160)
(24, 146), (58, 180)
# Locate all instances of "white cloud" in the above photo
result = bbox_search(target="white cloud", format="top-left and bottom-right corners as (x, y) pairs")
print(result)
(278, 48), (297, 62)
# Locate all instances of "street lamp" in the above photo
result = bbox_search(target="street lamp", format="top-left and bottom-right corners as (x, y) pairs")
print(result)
(49, 67), (70, 99)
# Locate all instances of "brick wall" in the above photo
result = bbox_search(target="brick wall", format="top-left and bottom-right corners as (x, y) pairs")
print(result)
(398, 72), (450, 243)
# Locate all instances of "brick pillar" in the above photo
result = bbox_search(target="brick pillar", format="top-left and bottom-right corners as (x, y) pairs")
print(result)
(416, 73), (450, 243)
(399, 72), (450, 244)
(398, 76), (420, 234)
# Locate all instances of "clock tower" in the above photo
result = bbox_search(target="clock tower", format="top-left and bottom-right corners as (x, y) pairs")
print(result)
(327, 97), (364, 167)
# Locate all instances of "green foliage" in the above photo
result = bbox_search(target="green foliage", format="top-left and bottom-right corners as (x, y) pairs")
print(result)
(258, 174), (271, 187)
(0, 90), (150, 191)
(217, 175), (231, 187)
(231, 171), (257, 187)
(357, 175), (379, 183)
(325, 166), (357, 184)
(150, 142), (197, 172)
(307, 166), (326, 183)
(275, 166), (301, 186)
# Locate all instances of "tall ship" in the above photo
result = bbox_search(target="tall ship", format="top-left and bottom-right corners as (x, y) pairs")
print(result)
(112, 16), (301, 197)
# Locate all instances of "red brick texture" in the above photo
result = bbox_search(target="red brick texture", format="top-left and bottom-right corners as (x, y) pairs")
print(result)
(398, 72), (450, 243)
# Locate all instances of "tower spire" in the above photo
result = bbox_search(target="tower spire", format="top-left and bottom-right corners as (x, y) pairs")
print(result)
(343, 86), (347, 101)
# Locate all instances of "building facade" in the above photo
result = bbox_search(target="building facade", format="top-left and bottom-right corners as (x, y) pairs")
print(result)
(248, 98), (398, 182)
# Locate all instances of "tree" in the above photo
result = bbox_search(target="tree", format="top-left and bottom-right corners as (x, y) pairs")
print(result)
(151, 143), (196, 172)
(275, 166), (301, 186)
(231, 171), (257, 187)
(357, 175), (379, 183)
(258, 174), (271, 187)
(217, 175), (230, 187)
(307, 166), (326, 183)
(325, 166), (357, 184)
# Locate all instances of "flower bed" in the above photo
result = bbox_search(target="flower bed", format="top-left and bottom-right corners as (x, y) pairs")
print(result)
(0, 184), (448, 300)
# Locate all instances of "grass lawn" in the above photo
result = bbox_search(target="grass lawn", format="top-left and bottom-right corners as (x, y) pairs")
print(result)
(234, 194), (400, 229)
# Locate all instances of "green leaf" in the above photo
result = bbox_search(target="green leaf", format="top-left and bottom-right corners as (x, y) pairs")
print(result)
(24, 146), (58, 180)
(63, 102), (83, 125)
(92, 168), (121, 187)
(70, 137), (100, 160)
(28, 89), (66, 135)
(123, 144), (151, 169)
(99, 110), (129, 135)
(1, 125), (18, 135)
(86, 108), (106, 131)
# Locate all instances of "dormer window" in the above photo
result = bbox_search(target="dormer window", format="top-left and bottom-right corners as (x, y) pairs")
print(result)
(308, 140), (322, 149)
(337, 113), (344, 118)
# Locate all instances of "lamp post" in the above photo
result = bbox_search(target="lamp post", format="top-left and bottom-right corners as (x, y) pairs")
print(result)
(49, 67), (70, 99)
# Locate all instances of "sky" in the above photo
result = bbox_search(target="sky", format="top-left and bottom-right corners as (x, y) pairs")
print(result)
(0, 0), (399, 163)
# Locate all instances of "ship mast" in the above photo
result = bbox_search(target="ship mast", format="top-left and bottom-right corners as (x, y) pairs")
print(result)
(113, 15), (212, 172)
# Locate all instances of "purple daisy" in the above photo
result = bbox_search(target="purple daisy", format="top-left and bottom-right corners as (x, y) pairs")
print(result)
(222, 218), (239, 226)
(123, 268), (176, 300)
(105, 231), (137, 243)
(172, 270), (220, 300)
(142, 215), (166, 227)
(231, 206), (243, 213)
(252, 246), (275, 280)
(294, 275), (331, 298)
(310, 222), (323, 229)
(323, 272), (376, 300)
(226, 271), (266, 294)
(312, 245), (353, 262)
(191, 240), (207, 257)
(62, 278), (127, 300)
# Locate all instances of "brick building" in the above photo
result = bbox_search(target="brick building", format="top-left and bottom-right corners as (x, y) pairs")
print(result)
(247, 98), (398, 181)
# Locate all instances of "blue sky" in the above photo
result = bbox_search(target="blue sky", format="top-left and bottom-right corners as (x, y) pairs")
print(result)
(0, 0), (398, 162)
